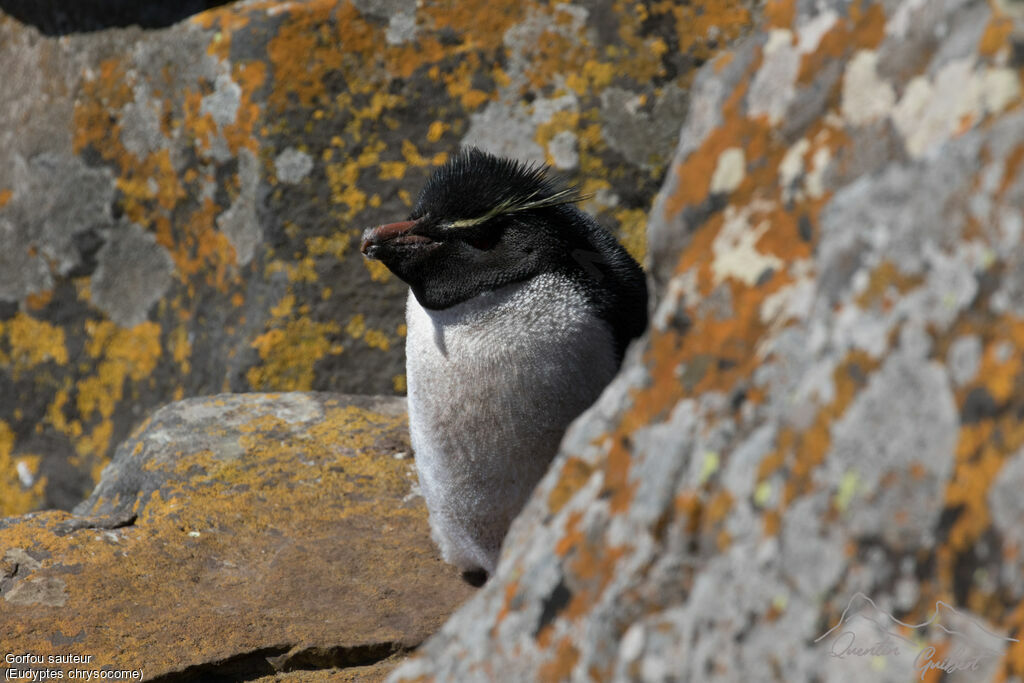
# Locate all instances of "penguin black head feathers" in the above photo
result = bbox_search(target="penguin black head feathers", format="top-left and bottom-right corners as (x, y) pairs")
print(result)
(410, 148), (586, 228)
(361, 147), (647, 360)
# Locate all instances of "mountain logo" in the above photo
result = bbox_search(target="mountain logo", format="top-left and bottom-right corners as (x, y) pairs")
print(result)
(815, 592), (1018, 678)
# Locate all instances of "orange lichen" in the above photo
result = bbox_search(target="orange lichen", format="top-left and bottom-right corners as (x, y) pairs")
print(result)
(192, 2), (254, 57)
(51, 320), (163, 463)
(535, 109), (580, 166)
(555, 510), (584, 558)
(943, 406), (1024, 563)
(763, 0), (796, 29)
(247, 317), (343, 391)
(548, 457), (596, 515)
(791, 351), (878, 506)
(76, 321), (162, 424)
(168, 200), (238, 290)
(326, 158), (370, 220)
(523, 29), (589, 92)
(613, 208), (648, 264)
(25, 290), (53, 311)
(119, 155), (180, 224)
(421, 0), (531, 46)
(673, 492), (702, 534)
(169, 324), (192, 375)
(998, 144), (1024, 198)
(364, 258), (393, 282)
(73, 59), (133, 156)
(848, 2), (887, 49)
(426, 121), (448, 143)
(796, 1), (886, 84)
(978, 15), (1015, 57)
(441, 54), (492, 109)
(45, 383), (81, 440)
(661, 0), (752, 58)
(603, 435), (637, 515)
(976, 335), (1023, 404)
(264, 0), (347, 110)
(378, 161), (407, 180)
(762, 509), (781, 536)
(664, 75), (760, 215)
(72, 38), (252, 302)
(494, 578), (521, 627)
(0, 313), (69, 378)
(538, 637), (580, 683)
(305, 232), (354, 262)
(703, 490), (734, 531)
(566, 61), (615, 95)
(855, 261), (925, 309)
(552, 510), (629, 616)
(363, 328), (391, 351)
(222, 61), (267, 155)
(345, 313), (366, 339)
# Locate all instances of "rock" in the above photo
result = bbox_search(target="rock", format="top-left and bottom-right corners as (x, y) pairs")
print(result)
(0, 0), (758, 514)
(0, 393), (475, 680)
(391, 0), (1024, 680)
(253, 660), (399, 683)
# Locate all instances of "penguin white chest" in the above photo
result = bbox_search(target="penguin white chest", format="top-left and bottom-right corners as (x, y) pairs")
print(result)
(404, 272), (617, 574)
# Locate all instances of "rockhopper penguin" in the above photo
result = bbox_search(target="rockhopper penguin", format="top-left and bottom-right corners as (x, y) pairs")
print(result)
(360, 148), (647, 585)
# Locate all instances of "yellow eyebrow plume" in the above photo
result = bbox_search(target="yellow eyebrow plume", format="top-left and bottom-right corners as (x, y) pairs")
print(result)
(445, 187), (590, 229)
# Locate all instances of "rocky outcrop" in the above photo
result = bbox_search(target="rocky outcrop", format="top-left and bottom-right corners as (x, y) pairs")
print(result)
(0, 393), (475, 681)
(0, 0), (756, 513)
(391, 0), (1024, 680)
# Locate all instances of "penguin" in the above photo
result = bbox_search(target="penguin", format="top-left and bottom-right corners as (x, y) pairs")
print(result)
(360, 148), (647, 585)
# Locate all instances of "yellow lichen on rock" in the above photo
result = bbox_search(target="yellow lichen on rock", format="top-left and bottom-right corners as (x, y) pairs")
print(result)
(76, 321), (162, 425)
(0, 314), (69, 378)
(0, 421), (46, 516)
(247, 318), (343, 391)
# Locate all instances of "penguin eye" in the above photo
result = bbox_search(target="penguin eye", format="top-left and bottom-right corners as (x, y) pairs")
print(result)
(466, 231), (501, 251)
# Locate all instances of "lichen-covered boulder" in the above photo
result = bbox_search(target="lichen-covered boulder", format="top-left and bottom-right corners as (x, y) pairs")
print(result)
(390, 0), (1024, 680)
(0, 0), (755, 513)
(0, 393), (475, 680)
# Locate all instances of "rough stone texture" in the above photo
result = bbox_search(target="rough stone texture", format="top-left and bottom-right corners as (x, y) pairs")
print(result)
(391, 0), (1024, 680)
(0, 0), (757, 514)
(0, 393), (475, 681)
(253, 660), (399, 682)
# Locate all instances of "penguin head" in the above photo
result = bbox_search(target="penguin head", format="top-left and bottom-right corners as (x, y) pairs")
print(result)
(361, 148), (594, 309)
(361, 147), (648, 352)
